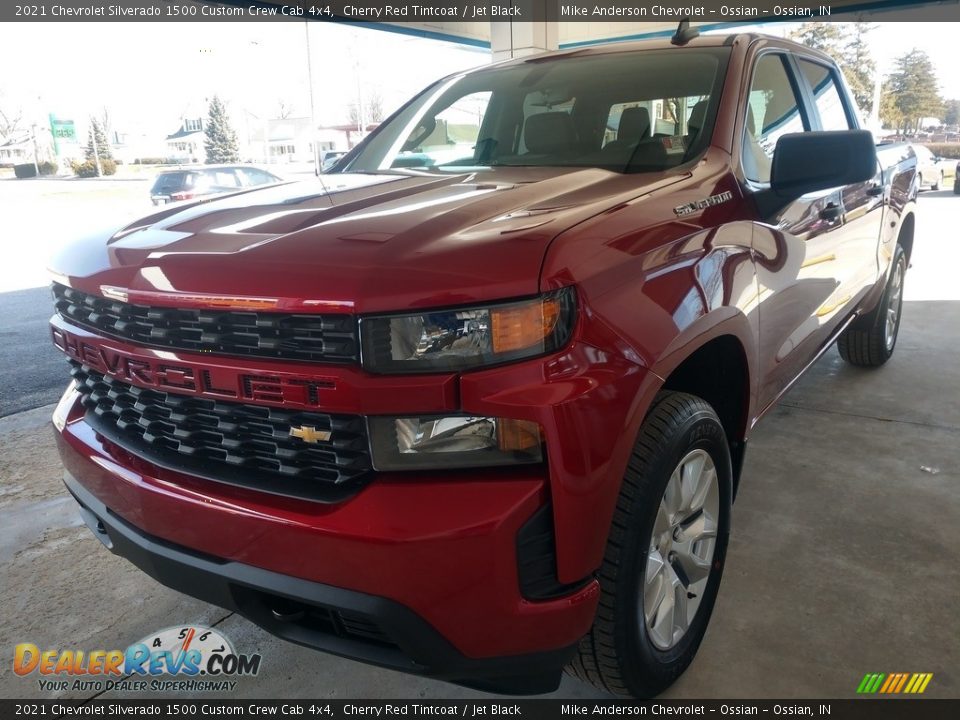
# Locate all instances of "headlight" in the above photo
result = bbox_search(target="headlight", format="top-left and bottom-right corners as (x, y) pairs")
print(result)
(360, 288), (576, 374)
(368, 415), (543, 471)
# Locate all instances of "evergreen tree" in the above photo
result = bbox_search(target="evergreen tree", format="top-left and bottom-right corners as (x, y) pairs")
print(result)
(789, 23), (846, 53)
(843, 23), (877, 116)
(204, 95), (240, 164)
(879, 82), (906, 133)
(883, 49), (943, 134)
(85, 117), (112, 162)
(944, 99), (960, 127)
(789, 22), (876, 117)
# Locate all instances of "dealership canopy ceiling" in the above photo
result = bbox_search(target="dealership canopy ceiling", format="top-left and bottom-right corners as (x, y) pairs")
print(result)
(366, 0), (956, 49)
(250, 0), (960, 50)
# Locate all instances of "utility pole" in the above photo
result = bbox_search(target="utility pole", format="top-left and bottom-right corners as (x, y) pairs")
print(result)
(30, 123), (40, 176)
(869, 65), (884, 134)
(356, 61), (365, 137)
(304, 22), (320, 176)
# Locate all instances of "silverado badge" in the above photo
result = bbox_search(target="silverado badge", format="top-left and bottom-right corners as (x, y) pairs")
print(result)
(673, 190), (734, 217)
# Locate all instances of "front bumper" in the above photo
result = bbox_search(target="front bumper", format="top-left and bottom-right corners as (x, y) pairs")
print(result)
(53, 386), (601, 692)
(63, 472), (576, 694)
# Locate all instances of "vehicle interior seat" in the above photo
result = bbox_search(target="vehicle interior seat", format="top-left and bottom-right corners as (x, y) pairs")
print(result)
(523, 112), (577, 157)
(685, 100), (708, 148)
(603, 106), (651, 154)
(742, 110), (772, 182)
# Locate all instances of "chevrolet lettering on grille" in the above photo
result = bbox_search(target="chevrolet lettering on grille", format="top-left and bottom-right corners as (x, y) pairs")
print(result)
(51, 324), (336, 410)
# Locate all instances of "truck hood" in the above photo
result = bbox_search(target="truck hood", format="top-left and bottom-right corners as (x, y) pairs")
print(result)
(50, 168), (678, 313)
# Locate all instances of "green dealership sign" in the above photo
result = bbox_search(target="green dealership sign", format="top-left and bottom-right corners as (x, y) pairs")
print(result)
(49, 115), (77, 154)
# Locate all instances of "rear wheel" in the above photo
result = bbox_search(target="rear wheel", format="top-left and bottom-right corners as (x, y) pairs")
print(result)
(567, 392), (731, 697)
(837, 244), (906, 367)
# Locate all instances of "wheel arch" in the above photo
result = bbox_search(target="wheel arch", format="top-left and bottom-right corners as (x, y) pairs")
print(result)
(654, 330), (753, 498)
(898, 210), (915, 265)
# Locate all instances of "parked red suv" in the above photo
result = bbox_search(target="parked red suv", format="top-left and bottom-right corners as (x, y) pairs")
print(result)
(49, 33), (916, 697)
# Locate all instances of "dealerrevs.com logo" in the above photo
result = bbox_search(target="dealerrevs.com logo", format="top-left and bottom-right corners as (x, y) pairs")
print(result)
(14, 625), (262, 693)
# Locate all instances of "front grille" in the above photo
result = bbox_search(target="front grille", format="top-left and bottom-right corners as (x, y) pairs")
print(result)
(71, 362), (372, 502)
(53, 283), (358, 364)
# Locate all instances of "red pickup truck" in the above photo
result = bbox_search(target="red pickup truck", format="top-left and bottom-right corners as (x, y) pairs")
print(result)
(49, 33), (917, 697)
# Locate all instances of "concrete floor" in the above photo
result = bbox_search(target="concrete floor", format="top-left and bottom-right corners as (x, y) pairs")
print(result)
(1, 193), (958, 700)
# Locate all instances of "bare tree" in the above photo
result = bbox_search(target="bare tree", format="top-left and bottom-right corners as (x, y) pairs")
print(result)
(101, 106), (113, 145)
(348, 92), (384, 127)
(367, 93), (384, 123)
(277, 99), (294, 119)
(0, 90), (24, 137)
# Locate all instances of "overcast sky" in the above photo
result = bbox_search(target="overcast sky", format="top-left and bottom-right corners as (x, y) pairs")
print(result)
(0, 22), (489, 140)
(1, 21), (957, 141)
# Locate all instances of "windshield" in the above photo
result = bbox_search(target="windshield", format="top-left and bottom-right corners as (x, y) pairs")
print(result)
(340, 48), (729, 175)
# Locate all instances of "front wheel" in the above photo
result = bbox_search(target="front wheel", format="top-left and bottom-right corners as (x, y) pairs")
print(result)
(932, 172), (942, 191)
(567, 392), (731, 697)
(837, 244), (906, 367)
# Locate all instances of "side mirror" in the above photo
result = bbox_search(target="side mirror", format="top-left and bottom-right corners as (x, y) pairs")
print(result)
(754, 130), (877, 219)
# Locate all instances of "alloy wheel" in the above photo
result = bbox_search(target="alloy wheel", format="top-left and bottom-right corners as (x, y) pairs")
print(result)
(885, 257), (905, 352)
(642, 449), (720, 651)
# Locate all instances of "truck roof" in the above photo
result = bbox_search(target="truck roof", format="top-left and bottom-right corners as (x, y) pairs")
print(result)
(489, 33), (836, 68)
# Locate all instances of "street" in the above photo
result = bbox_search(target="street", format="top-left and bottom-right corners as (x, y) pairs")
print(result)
(0, 171), (317, 416)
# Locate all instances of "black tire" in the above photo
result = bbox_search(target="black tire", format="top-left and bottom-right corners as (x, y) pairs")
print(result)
(953, 179), (959, 195)
(932, 172), (941, 191)
(567, 391), (731, 698)
(837, 244), (906, 367)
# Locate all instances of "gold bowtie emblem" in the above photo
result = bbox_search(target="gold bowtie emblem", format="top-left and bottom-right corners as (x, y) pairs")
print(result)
(289, 426), (332, 444)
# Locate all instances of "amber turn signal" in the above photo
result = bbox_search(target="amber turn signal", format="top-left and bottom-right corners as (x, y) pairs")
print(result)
(491, 298), (561, 354)
(496, 418), (543, 452)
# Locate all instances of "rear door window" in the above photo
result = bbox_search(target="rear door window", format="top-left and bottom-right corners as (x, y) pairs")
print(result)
(152, 172), (189, 193)
(797, 60), (853, 131)
(206, 169), (242, 188)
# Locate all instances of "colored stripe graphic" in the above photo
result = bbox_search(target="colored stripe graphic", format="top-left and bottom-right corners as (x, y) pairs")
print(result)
(857, 672), (933, 694)
(861, 673), (885, 693)
(885, 674), (904, 693)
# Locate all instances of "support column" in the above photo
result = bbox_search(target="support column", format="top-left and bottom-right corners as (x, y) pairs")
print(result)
(489, 1), (558, 62)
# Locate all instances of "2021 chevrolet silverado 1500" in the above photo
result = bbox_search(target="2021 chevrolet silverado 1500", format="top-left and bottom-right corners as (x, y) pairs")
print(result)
(49, 33), (917, 697)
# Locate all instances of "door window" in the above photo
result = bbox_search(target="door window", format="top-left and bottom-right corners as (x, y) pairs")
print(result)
(743, 54), (808, 183)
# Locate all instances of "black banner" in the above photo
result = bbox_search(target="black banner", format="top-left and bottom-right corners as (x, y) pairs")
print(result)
(5, 0), (960, 23)
(2, 700), (960, 719)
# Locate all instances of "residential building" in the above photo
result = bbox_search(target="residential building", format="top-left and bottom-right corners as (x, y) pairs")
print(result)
(165, 116), (205, 163)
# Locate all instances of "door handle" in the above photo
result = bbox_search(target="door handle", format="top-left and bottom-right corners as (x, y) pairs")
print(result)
(866, 185), (884, 197)
(819, 203), (842, 222)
